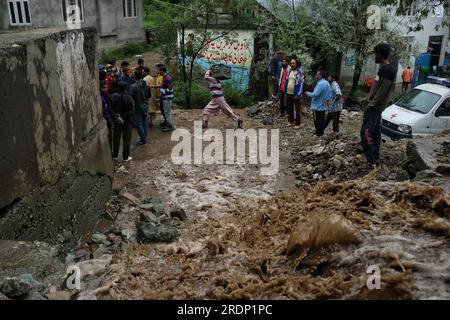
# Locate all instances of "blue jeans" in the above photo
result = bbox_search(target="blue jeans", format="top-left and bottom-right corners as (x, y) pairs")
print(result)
(133, 113), (148, 144)
(361, 109), (382, 164)
(273, 76), (279, 97)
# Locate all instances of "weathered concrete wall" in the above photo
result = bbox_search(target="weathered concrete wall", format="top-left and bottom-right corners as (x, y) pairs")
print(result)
(0, 28), (113, 245)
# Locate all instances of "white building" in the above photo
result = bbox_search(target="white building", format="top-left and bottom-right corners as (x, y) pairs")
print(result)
(389, 1), (449, 83)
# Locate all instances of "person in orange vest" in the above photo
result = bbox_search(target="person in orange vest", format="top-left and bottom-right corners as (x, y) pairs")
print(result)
(402, 66), (413, 92)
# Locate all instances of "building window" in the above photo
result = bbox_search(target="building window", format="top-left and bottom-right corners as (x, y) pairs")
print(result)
(62, 0), (84, 22)
(8, 0), (32, 26)
(123, 0), (137, 18)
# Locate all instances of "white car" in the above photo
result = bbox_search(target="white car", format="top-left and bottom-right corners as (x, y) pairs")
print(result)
(381, 79), (450, 140)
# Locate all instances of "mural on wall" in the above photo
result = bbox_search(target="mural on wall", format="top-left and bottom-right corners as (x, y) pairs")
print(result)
(179, 30), (255, 92)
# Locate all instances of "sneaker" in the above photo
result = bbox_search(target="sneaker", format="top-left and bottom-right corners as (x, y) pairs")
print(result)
(124, 157), (133, 162)
(287, 123), (294, 127)
(161, 126), (175, 132)
(113, 157), (119, 161)
(294, 126), (300, 130)
(160, 121), (168, 127)
(136, 141), (147, 146)
(271, 94), (278, 101)
(237, 119), (243, 129)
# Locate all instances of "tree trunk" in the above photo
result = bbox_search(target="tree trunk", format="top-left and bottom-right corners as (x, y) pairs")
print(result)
(351, 48), (363, 95)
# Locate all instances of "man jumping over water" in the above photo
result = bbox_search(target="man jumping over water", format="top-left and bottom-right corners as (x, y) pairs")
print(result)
(202, 66), (243, 129)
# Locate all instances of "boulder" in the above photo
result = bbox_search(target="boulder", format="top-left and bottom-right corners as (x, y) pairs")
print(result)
(139, 211), (159, 224)
(247, 106), (261, 116)
(136, 223), (179, 243)
(91, 233), (110, 246)
(287, 213), (362, 256)
(0, 277), (32, 298)
(263, 117), (274, 126)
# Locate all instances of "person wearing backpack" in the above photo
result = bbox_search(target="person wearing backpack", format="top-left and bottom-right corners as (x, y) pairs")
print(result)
(130, 70), (151, 145)
(110, 81), (135, 162)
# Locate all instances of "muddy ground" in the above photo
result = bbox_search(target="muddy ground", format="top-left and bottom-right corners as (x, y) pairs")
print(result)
(1, 104), (449, 300)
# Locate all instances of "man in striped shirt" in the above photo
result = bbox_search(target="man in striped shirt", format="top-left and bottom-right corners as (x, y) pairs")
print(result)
(158, 65), (175, 132)
(202, 66), (243, 129)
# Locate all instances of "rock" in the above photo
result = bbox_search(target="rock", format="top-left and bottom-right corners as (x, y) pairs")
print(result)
(287, 213), (362, 256)
(149, 197), (166, 216)
(335, 143), (346, 153)
(136, 223), (179, 243)
(0, 293), (8, 300)
(313, 173), (321, 180)
(396, 168), (410, 182)
(18, 274), (45, 292)
(110, 225), (122, 236)
(0, 277), (32, 298)
(415, 170), (443, 181)
(323, 171), (331, 178)
(170, 209), (188, 221)
(140, 211), (159, 224)
(91, 233), (110, 246)
(46, 290), (72, 301)
(333, 158), (343, 169)
(121, 228), (136, 241)
(306, 164), (314, 173)
(92, 246), (107, 259)
(121, 192), (141, 205)
(313, 146), (326, 155)
(139, 203), (154, 210)
(247, 106), (261, 116)
(74, 249), (90, 261)
(75, 255), (113, 280)
(263, 117), (274, 126)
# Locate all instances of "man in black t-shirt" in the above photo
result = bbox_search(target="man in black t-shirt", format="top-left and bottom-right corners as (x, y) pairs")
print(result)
(360, 43), (396, 169)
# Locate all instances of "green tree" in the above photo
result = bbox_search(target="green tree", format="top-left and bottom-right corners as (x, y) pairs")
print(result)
(144, 0), (258, 108)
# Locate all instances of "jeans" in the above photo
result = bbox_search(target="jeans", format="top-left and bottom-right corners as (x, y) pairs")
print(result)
(360, 109), (382, 164)
(279, 90), (286, 115)
(113, 121), (132, 160)
(286, 94), (301, 126)
(313, 110), (326, 136)
(133, 113), (148, 144)
(325, 111), (341, 133)
(273, 76), (279, 97)
(162, 99), (173, 127)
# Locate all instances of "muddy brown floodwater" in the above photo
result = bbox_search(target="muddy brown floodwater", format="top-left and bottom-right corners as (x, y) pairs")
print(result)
(75, 108), (449, 300)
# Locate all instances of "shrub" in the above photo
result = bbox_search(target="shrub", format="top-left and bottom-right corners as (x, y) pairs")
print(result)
(222, 82), (256, 108)
(173, 81), (211, 109)
(99, 42), (150, 65)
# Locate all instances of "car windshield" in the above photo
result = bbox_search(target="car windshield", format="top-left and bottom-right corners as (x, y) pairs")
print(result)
(396, 89), (442, 114)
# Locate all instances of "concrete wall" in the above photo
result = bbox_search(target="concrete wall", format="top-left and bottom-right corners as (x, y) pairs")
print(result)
(0, 0), (145, 49)
(0, 28), (113, 245)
